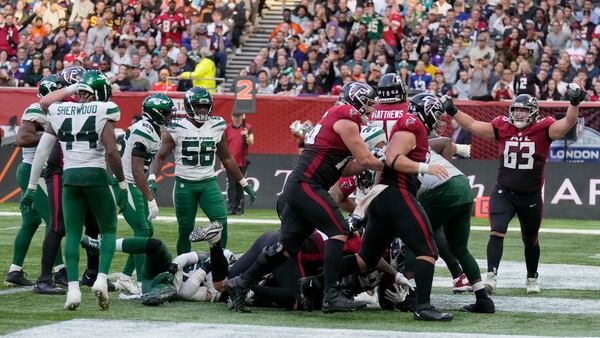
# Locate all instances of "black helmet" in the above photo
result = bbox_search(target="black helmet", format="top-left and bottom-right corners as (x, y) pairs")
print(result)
(408, 93), (444, 134)
(59, 66), (86, 85)
(377, 73), (407, 103)
(509, 94), (539, 129)
(338, 82), (378, 123)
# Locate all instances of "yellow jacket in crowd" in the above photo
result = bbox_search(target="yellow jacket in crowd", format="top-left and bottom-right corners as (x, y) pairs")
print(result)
(180, 57), (217, 93)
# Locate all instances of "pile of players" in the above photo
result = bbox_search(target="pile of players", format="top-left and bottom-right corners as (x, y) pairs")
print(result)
(4, 66), (587, 321)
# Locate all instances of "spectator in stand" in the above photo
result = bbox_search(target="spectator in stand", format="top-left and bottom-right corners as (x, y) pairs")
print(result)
(434, 69), (451, 96)
(346, 48), (368, 72)
(43, 1), (66, 30)
(409, 60), (432, 93)
(141, 58), (159, 85)
(540, 78), (563, 100)
(299, 73), (321, 95)
(151, 67), (177, 91)
(513, 60), (538, 96)
(469, 57), (491, 100)
(274, 73), (296, 95)
(438, 50), (460, 85)
(86, 17), (110, 54)
(153, 0), (186, 47)
(22, 53), (43, 87)
(551, 68), (569, 95)
(0, 14), (19, 58)
(224, 112), (254, 216)
(256, 69), (274, 94)
(175, 53), (194, 92)
(469, 35), (495, 66)
(127, 64), (151, 92)
(178, 46), (216, 92)
(41, 47), (55, 72)
(69, 0), (95, 23)
(453, 68), (472, 100)
(105, 38), (132, 74)
(583, 52), (600, 87)
(0, 65), (16, 86)
(211, 23), (229, 78)
(492, 69), (516, 100)
(114, 64), (132, 91)
(566, 35), (588, 68)
(270, 9), (302, 40)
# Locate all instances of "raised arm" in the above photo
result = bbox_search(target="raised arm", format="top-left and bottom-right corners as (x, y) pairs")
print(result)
(441, 95), (496, 140)
(548, 83), (586, 140)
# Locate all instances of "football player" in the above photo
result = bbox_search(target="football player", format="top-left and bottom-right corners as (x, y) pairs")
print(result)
(4, 76), (65, 289)
(150, 87), (256, 253)
(225, 82), (385, 313)
(112, 94), (176, 295)
(443, 84), (587, 294)
(371, 73), (409, 139)
(22, 70), (127, 310)
(337, 93), (454, 321)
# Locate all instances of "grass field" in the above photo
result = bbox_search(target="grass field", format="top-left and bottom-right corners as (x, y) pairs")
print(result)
(1, 203), (600, 337)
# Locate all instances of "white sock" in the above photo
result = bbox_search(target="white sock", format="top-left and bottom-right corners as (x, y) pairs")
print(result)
(53, 264), (65, 273)
(96, 273), (108, 285)
(9, 264), (22, 273)
(68, 281), (80, 293)
(472, 281), (485, 292)
(115, 239), (124, 252)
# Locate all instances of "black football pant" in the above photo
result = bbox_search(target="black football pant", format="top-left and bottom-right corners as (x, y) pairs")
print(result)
(226, 166), (247, 213)
(488, 184), (543, 277)
(38, 174), (65, 283)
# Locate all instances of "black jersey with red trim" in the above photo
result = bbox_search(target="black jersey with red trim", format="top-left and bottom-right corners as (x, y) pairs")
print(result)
(381, 114), (429, 195)
(290, 104), (363, 189)
(492, 115), (554, 193)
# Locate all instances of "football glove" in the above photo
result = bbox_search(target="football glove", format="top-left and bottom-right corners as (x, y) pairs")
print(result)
(384, 283), (409, 304)
(395, 272), (414, 291)
(440, 95), (458, 116)
(565, 83), (587, 106)
(347, 213), (367, 232)
(147, 198), (159, 221)
(369, 146), (386, 160)
(20, 188), (36, 210)
(243, 185), (257, 205)
(148, 176), (158, 197)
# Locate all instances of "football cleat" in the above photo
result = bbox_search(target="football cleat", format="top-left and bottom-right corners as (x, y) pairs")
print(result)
(4, 270), (34, 287)
(463, 297), (495, 313)
(452, 273), (473, 294)
(80, 270), (116, 291)
(53, 267), (68, 287)
(64, 288), (81, 310)
(92, 278), (110, 310)
(189, 221), (223, 246)
(526, 274), (540, 294)
(141, 285), (177, 306)
(322, 287), (367, 314)
(33, 280), (66, 295)
(414, 306), (454, 321)
(484, 272), (497, 295)
(114, 273), (141, 295)
(224, 277), (251, 313)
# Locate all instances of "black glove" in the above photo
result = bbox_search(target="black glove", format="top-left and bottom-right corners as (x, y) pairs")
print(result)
(565, 83), (587, 106)
(357, 170), (375, 190)
(440, 95), (458, 116)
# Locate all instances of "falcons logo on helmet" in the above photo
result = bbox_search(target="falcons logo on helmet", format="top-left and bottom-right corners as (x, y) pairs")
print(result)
(348, 83), (371, 100)
(423, 95), (443, 118)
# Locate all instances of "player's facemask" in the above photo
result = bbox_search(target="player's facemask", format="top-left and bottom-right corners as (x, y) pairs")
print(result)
(509, 107), (533, 129)
(191, 103), (212, 123)
(359, 98), (378, 123)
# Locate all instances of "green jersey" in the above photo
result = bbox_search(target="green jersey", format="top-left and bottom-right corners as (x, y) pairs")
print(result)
(167, 116), (226, 181)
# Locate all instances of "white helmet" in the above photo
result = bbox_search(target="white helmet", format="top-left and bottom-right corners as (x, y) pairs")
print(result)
(360, 126), (386, 148)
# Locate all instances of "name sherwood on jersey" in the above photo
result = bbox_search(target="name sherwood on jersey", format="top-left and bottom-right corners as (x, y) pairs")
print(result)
(54, 105), (99, 116)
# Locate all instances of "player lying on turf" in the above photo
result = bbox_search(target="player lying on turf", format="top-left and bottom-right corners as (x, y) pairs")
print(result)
(442, 84), (586, 295)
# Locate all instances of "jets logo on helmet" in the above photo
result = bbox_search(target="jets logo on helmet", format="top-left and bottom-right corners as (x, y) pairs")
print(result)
(142, 93), (176, 127)
(184, 87), (214, 123)
(37, 75), (63, 98)
(509, 94), (539, 129)
(78, 70), (112, 102)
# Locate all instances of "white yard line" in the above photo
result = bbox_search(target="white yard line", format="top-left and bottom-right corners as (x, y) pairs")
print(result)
(0, 212), (599, 234)
(0, 287), (32, 296)
(6, 319), (597, 338)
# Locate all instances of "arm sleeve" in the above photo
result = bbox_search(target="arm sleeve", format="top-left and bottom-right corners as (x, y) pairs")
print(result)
(28, 132), (57, 190)
(131, 142), (149, 158)
(105, 102), (121, 122)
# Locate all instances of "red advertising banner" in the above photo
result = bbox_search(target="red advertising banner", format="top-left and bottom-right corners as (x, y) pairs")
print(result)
(1, 89), (599, 158)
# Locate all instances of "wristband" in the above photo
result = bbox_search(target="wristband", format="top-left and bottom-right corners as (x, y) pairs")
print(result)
(65, 83), (78, 95)
(27, 184), (38, 191)
(148, 174), (156, 181)
(118, 181), (128, 190)
(455, 144), (471, 158)
(418, 162), (429, 174)
(239, 178), (249, 187)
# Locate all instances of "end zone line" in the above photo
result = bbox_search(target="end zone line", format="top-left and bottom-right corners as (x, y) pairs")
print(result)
(0, 212), (599, 234)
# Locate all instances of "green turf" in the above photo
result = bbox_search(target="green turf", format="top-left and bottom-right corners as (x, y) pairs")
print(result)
(1, 205), (600, 336)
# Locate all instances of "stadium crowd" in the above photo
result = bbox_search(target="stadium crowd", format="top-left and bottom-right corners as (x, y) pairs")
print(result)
(1, 0), (600, 100)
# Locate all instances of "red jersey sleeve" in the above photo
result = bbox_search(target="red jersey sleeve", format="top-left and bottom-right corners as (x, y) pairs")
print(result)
(491, 115), (510, 140)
